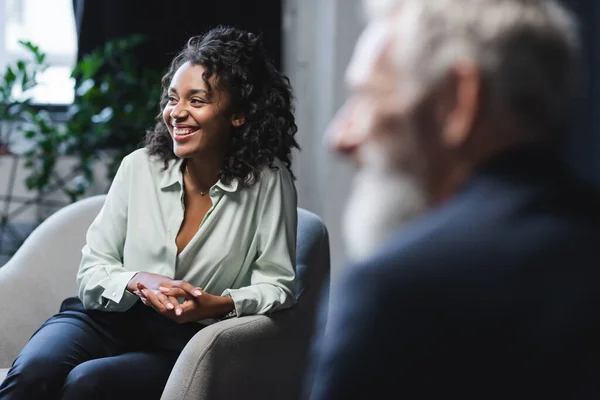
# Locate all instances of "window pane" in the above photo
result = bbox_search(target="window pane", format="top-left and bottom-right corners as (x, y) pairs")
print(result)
(3, 0), (77, 104)
(27, 66), (75, 104)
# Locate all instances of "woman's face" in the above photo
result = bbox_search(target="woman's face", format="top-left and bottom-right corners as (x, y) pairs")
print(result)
(163, 61), (243, 159)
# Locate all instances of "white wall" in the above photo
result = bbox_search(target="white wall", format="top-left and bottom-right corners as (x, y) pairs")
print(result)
(283, 0), (364, 276)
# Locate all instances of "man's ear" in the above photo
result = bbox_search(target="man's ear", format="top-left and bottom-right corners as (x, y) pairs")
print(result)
(439, 62), (481, 148)
(231, 113), (245, 127)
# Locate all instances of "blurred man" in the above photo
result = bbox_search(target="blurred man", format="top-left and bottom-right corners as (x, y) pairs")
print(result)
(307, 0), (600, 398)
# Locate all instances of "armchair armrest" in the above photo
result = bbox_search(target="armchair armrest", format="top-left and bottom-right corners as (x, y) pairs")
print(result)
(161, 308), (309, 400)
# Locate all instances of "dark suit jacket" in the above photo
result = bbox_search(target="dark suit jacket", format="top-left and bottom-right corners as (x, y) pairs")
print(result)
(307, 145), (600, 399)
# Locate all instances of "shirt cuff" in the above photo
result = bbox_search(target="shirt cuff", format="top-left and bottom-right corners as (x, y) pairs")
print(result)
(221, 288), (248, 317)
(100, 270), (139, 309)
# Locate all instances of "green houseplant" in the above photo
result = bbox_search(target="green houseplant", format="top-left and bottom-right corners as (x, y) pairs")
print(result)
(0, 41), (68, 199)
(1, 35), (163, 201)
(64, 34), (163, 191)
(0, 41), (51, 155)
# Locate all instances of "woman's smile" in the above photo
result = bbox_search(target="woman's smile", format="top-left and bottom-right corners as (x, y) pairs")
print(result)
(172, 124), (200, 141)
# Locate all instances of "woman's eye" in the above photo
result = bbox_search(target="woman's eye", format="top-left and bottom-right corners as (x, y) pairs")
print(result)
(167, 96), (177, 104)
(191, 98), (205, 105)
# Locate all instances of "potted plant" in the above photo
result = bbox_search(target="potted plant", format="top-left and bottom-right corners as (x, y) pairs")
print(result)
(1, 35), (162, 260)
(0, 41), (50, 156)
(63, 34), (163, 192)
(0, 41), (57, 259)
(10, 35), (163, 200)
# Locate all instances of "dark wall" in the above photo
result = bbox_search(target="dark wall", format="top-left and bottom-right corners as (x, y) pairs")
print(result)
(74, 0), (283, 72)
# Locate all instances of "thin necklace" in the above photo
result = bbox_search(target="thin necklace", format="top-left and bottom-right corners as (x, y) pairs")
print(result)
(185, 165), (209, 196)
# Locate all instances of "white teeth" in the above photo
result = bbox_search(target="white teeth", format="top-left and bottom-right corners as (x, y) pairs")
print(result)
(174, 127), (197, 136)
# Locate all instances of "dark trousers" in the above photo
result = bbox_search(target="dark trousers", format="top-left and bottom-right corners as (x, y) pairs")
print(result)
(0, 297), (204, 400)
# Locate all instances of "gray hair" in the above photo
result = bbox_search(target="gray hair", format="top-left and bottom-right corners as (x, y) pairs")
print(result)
(365, 0), (582, 140)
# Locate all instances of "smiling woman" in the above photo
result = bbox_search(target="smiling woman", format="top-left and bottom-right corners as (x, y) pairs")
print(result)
(146, 27), (299, 187)
(0, 26), (300, 400)
(162, 62), (242, 165)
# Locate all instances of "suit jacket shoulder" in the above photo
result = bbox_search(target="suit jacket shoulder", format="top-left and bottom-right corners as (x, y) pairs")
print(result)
(311, 146), (600, 399)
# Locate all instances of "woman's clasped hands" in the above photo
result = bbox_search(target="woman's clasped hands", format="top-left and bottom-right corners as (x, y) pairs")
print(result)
(127, 272), (234, 323)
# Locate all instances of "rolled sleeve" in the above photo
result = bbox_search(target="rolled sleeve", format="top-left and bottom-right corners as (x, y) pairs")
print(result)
(221, 165), (297, 316)
(77, 156), (139, 312)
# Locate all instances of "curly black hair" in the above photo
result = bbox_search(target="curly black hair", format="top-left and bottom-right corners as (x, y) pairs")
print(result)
(145, 26), (299, 186)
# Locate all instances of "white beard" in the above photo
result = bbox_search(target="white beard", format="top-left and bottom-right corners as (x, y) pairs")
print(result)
(342, 147), (426, 262)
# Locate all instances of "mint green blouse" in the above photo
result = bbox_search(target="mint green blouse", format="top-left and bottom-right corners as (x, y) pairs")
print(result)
(77, 149), (297, 317)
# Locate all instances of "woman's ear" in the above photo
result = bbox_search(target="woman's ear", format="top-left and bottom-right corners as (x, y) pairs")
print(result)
(231, 114), (245, 127)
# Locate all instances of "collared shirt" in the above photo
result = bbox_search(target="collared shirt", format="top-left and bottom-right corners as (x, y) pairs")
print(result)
(77, 148), (297, 317)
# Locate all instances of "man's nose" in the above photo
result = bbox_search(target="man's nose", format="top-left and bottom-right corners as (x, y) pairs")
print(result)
(326, 101), (368, 156)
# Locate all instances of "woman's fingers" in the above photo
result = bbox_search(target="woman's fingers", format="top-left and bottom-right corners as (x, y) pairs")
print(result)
(155, 291), (175, 311)
(158, 287), (188, 298)
(167, 295), (182, 316)
(140, 287), (183, 316)
(164, 281), (203, 297)
(180, 297), (198, 313)
(137, 282), (147, 293)
(134, 286), (151, 306)
(141, 289), (166, 312)
(136, 282), (187, 316)
(155, 292), (183, 316)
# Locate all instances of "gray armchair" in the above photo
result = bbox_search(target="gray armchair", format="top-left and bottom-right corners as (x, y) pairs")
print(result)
(0, 195), (330, 400)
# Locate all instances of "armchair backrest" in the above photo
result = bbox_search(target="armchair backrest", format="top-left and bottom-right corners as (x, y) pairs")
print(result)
(295, 208), (330, 317)
(0, 195), (105, 367)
